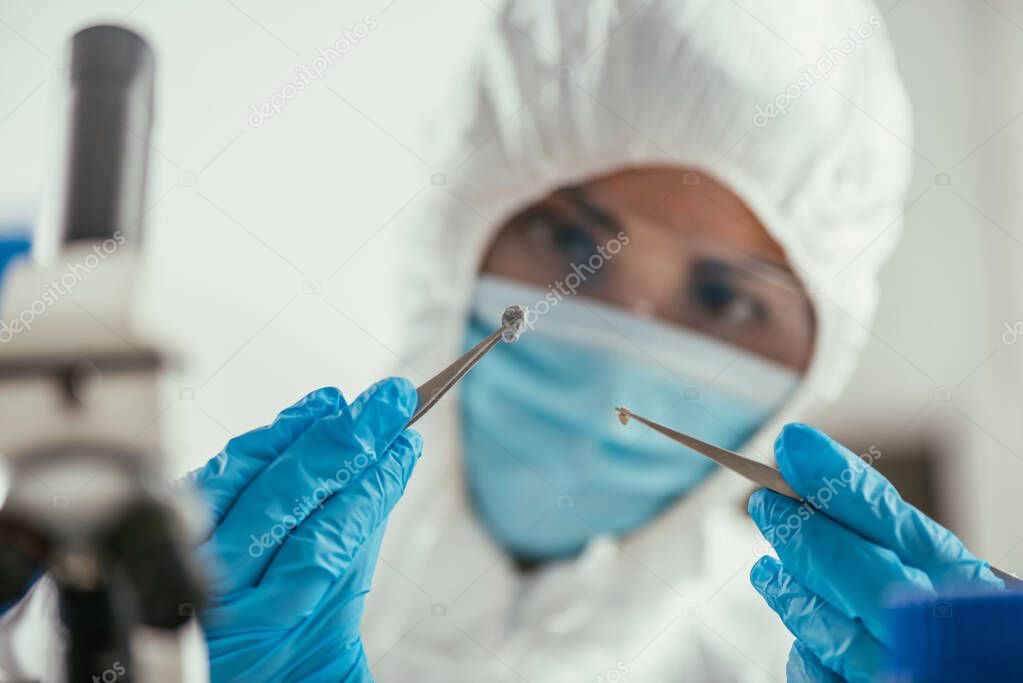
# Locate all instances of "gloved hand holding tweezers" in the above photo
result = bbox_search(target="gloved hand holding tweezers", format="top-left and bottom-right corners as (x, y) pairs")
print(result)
(189, 304), (527, 681)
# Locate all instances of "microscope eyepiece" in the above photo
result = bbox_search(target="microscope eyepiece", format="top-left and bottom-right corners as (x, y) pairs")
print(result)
(54, 25), (155, 247)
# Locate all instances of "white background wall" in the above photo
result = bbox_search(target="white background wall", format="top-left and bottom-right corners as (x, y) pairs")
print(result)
(819, 0), (1023, 574)
(2, 0), (1023, 575)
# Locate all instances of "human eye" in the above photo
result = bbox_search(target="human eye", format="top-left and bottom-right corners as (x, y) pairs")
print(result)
(687, 259), (768, 329)
(515, 208), (603, 267)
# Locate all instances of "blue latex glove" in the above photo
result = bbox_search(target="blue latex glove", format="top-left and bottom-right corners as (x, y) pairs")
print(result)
(786, 641), (842, 683)
(748, 423), (1004, 683)
(187, 378), (420, 683)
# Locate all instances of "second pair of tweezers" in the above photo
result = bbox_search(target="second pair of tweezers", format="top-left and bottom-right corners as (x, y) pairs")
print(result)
(616, 406), (1022, 588)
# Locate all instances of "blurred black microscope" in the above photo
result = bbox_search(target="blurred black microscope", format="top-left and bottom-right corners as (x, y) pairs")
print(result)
(0, 25), (205, 683)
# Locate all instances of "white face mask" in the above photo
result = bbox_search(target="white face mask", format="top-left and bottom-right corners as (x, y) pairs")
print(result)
(458, 275), (800, 560)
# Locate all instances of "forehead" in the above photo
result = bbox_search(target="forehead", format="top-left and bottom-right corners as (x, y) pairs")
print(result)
(576, 166), (788, 263)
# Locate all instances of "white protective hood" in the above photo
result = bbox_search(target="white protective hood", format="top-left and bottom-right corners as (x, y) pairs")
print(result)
(366, 0), (913, 680)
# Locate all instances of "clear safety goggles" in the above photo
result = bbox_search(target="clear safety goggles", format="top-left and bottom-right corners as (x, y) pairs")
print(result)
(482, 225), (815, 371)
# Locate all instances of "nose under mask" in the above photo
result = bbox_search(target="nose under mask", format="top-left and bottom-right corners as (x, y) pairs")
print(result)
(458, 275), (800, 561)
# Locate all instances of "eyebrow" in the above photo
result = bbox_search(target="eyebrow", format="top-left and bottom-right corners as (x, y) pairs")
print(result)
(553, 186), (626, 237)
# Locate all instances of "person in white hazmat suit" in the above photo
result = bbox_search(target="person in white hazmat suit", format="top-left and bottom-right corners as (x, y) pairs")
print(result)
(360, 0), (913, 680)
(0, 0), (913, 681)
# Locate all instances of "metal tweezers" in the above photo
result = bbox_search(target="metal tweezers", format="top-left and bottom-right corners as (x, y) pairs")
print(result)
(406, 304), (528, 427)
(616, 406), (1023, 588)
(406, 329), (504, 427)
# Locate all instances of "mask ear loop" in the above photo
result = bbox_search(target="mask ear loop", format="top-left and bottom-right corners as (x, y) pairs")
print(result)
(407, 305), (529, 427)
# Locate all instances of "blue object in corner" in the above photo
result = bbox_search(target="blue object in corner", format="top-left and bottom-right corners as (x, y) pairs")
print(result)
(889, 591), (1023, 682)
(0, 234), (30, 288)
(0, 231), (30, 613)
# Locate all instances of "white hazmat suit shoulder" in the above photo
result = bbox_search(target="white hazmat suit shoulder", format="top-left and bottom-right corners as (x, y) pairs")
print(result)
(362, 0), (911, 681)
